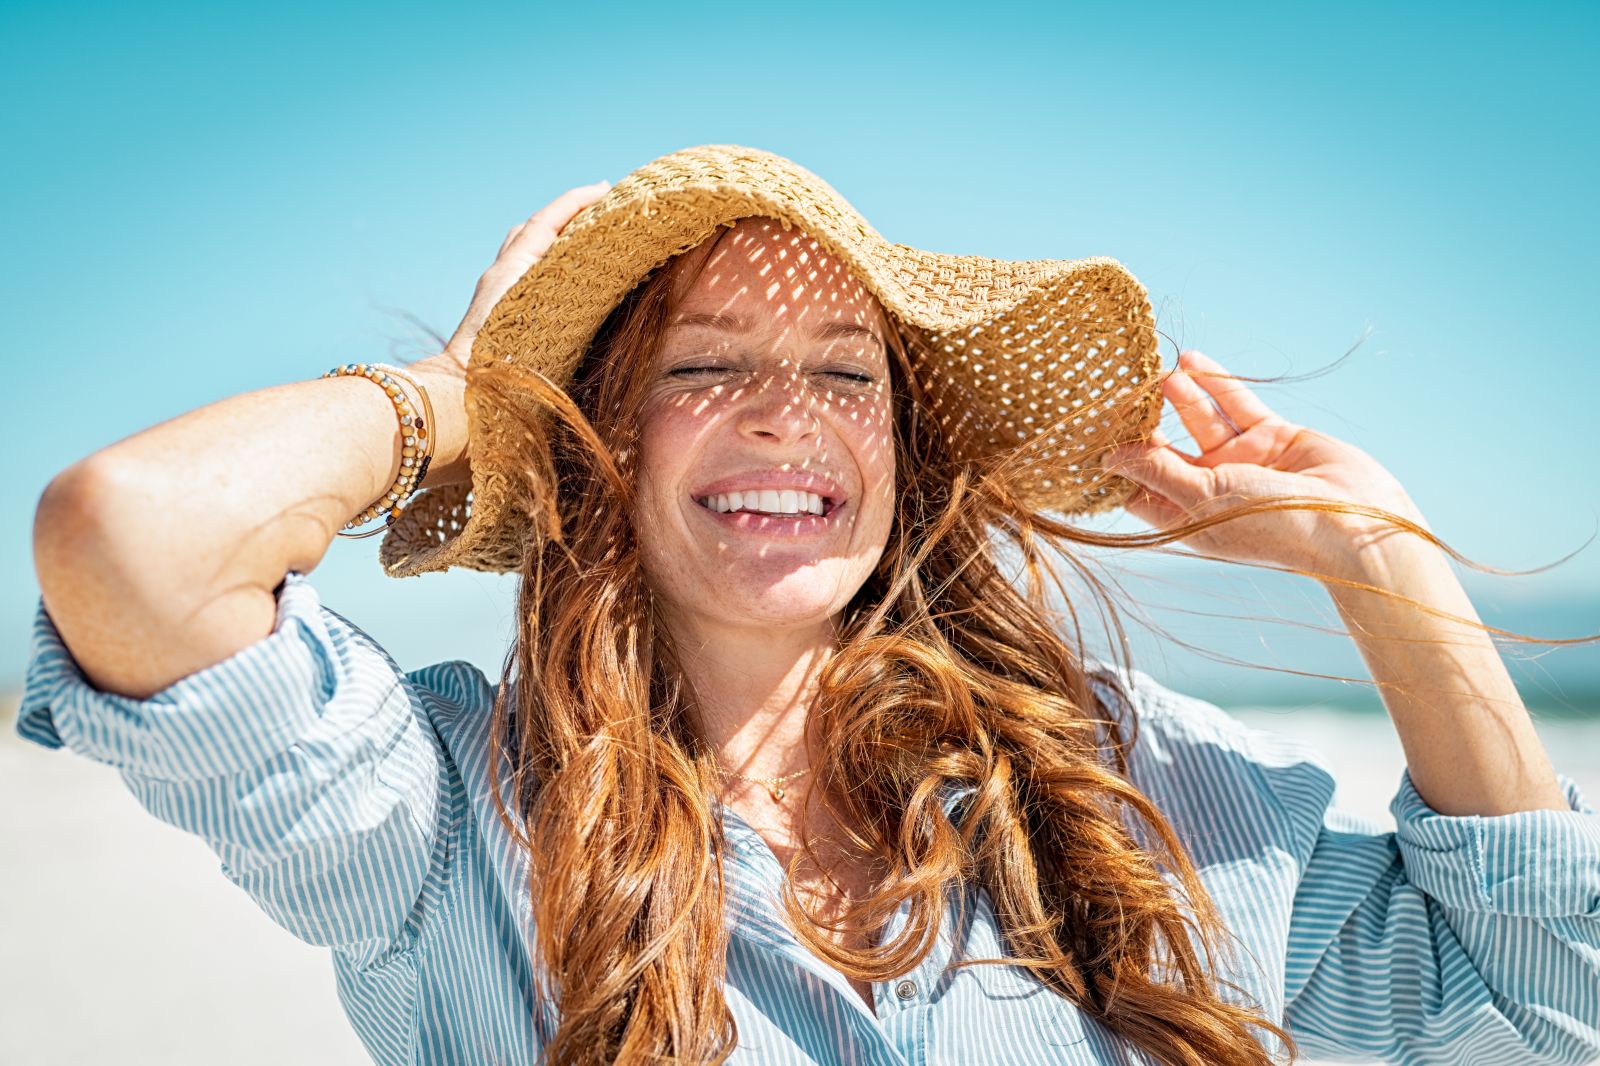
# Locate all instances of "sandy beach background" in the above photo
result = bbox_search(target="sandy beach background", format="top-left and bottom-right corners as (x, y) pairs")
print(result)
(3, 683), (1594, 1065)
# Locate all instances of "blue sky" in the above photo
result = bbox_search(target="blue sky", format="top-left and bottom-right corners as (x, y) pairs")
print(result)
(3, 0), (1596, 702)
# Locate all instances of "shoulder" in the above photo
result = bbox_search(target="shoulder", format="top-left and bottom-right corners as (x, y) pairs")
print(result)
(302, 574), (504, 805)
(279, 573), (497, 713)
(1081, 658), (1340, 850)
(403, 657), (498, 727)
(268, 571), (500, 759)
(1082, 656), (1324, 767)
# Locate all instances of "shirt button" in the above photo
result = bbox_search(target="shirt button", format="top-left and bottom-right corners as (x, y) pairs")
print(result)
(894, 978), (918, 1001)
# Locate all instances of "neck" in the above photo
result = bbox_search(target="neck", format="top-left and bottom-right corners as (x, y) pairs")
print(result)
(663, 609), (838, 782)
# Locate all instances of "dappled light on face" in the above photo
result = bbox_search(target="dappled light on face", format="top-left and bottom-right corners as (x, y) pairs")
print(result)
(633, 216), (900, 617)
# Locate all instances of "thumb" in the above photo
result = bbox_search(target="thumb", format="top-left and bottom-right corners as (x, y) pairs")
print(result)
(1104, 430), (1210, 502)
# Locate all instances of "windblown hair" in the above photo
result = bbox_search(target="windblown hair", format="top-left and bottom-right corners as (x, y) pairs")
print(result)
(461, 219), (1483, 1065)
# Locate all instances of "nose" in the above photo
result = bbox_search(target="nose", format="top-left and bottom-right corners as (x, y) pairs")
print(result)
(735, 366), (821, 445)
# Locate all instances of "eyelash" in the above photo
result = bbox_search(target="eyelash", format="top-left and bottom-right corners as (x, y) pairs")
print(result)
(670, 366), (875, 384)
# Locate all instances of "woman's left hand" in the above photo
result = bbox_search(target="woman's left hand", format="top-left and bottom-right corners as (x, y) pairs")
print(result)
(1101, 350), (1432, 580)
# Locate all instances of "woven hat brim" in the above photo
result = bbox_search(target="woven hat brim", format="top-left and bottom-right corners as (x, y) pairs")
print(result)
(379, 144), (1162, 578)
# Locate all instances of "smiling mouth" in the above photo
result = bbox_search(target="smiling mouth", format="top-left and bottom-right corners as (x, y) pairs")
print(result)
(693, 491), (841, 518)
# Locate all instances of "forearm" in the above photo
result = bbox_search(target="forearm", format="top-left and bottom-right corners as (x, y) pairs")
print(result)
(33, 363), (468, 698)
(1321, 539), (1568, 816)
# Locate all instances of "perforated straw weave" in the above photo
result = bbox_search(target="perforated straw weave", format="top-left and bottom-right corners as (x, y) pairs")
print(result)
(378, 143), (1163, 578)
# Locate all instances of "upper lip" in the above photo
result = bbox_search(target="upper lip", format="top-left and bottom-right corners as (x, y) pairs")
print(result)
(691, 469), (848, 504)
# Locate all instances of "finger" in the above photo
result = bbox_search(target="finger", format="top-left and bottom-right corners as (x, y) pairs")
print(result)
(1177, 350), (1280, 434)
(547, 178), (613, 216)
(1102, 425), (1193, 464)
(1150, 425), (1197, 463)
(1103, 434), (1212, 506)
(508, 180), (613, 259)
(497, 223), (526, 256)
(1162, 366), (1240, 454)
(1126, 486), (1185, 531)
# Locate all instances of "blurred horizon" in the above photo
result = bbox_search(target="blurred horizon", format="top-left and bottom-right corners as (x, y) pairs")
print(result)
(9, 549), (1596, 719)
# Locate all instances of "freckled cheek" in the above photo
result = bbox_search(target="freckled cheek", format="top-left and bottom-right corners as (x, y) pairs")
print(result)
(635, 410), (673, 495)
(636, 401), (722, 512)
(848, 403), (896, 482)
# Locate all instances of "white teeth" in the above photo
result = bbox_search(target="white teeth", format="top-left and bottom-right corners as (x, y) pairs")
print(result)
(699, 489), (830, 516)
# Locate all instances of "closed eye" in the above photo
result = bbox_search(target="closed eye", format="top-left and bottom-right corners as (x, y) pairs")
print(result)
(668, 367), (875, 384)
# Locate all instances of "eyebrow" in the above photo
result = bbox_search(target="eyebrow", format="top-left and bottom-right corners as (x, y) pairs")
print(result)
(666, 310), (886, 348)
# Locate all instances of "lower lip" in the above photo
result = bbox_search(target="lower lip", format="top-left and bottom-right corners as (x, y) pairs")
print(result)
(694, 500), (846, 536)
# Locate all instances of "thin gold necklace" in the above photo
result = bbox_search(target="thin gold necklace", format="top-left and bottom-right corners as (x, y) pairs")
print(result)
(719, 764), (813, 802)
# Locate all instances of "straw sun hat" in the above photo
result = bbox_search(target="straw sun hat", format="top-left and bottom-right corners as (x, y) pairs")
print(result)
(378, 143), (1164, 579)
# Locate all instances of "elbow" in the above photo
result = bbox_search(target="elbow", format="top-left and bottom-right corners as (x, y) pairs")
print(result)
(32, 457), (183, 674)
(33, 457), (134, 597)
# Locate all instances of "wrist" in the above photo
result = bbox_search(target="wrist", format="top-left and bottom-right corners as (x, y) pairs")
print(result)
(1314, 493), (1436, 585)
(404, 360), (472, 489)
(410, 351), (467, 383)
(1318, 529), (1463, 633)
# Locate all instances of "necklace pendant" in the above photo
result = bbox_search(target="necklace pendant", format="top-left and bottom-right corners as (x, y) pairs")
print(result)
(769, 785), (785, 802)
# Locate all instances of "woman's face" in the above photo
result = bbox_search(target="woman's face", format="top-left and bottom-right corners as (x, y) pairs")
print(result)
(634, 217), (897, 636)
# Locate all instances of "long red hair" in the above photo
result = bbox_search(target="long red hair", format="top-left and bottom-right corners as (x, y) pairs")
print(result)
(454, 219), (1495, 1065)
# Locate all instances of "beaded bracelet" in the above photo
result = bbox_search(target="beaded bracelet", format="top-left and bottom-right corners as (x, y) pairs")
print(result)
(321, 362), (437, 539)
(375, 363), (437, 524)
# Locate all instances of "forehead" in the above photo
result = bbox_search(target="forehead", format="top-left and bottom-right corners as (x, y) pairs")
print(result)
(666, 217), (888, 339)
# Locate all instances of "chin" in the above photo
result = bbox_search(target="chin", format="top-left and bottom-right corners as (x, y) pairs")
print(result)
(731, 600), (845, 629)
(696, 569), (867, 628)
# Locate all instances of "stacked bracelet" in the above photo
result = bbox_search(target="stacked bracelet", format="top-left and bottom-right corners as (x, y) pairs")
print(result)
(322, 362), (437, 539)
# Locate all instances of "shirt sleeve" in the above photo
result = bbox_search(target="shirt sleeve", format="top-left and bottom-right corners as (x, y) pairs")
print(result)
(1281, 759), (1600, 1066)
(1085, 661), (1600, 1066)
(15, 570), (471, 970)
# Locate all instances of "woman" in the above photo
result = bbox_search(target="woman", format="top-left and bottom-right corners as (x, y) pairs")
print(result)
(21, 145), (1600, 1066)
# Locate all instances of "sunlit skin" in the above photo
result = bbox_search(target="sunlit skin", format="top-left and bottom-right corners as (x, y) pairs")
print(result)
(636, 216), (902, 640)
(1104, 351), (1566, 817)
(635, 217), (896, 810)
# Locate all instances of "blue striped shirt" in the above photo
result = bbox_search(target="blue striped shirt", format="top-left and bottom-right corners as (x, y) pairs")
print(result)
(17, 570), (1600, 1065)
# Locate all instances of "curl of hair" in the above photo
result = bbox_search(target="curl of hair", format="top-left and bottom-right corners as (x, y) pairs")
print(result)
(439, 219), (1583, 1066)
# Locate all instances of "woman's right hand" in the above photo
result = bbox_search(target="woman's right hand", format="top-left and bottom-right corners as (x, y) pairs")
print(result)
(413, 179), (613, 380)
